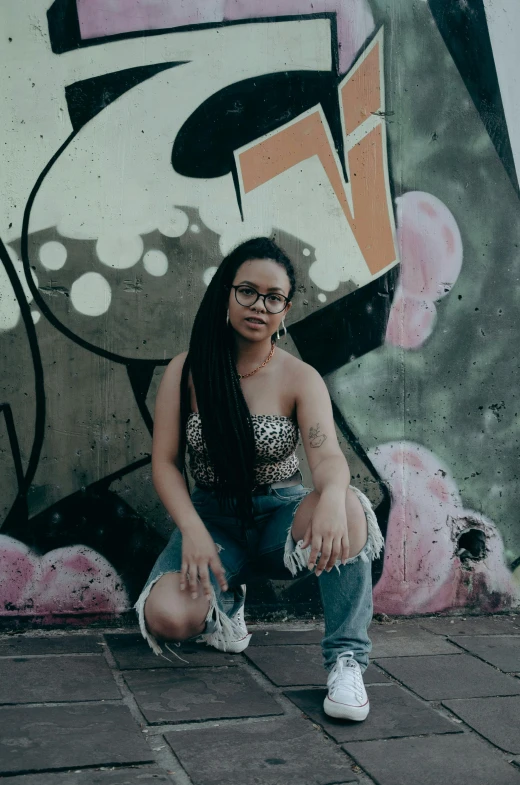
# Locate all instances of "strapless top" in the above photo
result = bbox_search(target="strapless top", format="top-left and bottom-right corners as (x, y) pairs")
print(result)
(186, 412), (299, 487)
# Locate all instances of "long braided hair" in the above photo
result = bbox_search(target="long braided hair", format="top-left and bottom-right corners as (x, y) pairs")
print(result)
(179, 237), (296, 526)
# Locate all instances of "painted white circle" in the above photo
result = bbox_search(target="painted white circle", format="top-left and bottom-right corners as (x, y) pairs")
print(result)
(143, 250), (168, 277)
(203, 266), (218, 286)
(190, 224), (201, 234)
(303, 248), (311, 257)
(31, 310), (41, 323)
(39, 241), (67, 270)
(71, 272), (112, 316)
(318, 293), (327, 303)
(158, 208), (189, 238)
(96, 233), (143, 269)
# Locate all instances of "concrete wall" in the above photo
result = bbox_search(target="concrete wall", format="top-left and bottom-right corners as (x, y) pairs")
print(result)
(1, 0), (519, 623)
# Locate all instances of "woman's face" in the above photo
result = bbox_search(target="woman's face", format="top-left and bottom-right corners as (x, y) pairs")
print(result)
(228, 259), (292, 342)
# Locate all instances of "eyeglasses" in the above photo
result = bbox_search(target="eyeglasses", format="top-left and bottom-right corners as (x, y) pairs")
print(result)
(230, 285), (289, 314)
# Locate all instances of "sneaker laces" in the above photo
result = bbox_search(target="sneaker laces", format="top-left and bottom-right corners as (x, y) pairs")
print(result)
(328, 651), (365, 702)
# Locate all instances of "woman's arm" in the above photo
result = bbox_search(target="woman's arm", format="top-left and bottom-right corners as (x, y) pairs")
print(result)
(295, 363), (351, 574)
(151, 353), (200, 531)
(152, 353), (227, 598)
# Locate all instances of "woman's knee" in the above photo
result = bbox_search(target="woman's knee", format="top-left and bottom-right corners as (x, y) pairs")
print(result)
(143, 573), (208, 641)
(145, 605), (204, 642)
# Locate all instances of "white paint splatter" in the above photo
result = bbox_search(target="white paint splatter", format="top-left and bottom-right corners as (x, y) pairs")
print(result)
(203, 266), (218, 286)
(39, 241), (67, 271)
(31, 310), (41, 323)
(308, 259), (352, 292)
(96, 233), (143, 269)
(318, 293), (327, 302)
(70, 272), (111, 316)
(190, 224), (200, 234)
(143, 250), (168, 277)
(303, 248), (311, 257)
(158, 208), (189, 238)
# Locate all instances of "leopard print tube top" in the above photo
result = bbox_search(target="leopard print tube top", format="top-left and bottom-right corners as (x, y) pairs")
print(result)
(186, 412), (300, 487)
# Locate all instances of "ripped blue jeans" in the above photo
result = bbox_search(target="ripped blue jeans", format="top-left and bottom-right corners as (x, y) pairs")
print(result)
(134, 483), (384, 672)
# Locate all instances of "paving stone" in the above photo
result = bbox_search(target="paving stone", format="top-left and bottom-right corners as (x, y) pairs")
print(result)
(0, 655), (121, 704)
(245, 645), (390, 686)
(370, 624), (459, 657)
(363, 664), (391, 684)
(443, 696), (520, 753)
(419, 615), (520, 636)
(124, 667), (283, 724)
(5, 767), (173, 784)
(0, 704), (153, 774)
(0, 634), (104, 656)
(449, 635), (520, 672)
(245, 645), (326, 686)
(165, 716), (357, 784)
(285, 684), (460, 743)
(105, 633), (238, 669)
(249, 628), (324, 646)
(344, 734), (520, 785)
(376, 654), (520, 700)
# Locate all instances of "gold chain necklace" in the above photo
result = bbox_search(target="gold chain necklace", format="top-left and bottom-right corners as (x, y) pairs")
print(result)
(237, 342), (275, 380)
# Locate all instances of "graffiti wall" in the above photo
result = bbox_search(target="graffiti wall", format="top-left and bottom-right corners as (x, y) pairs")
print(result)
(1, 0), (519, 622)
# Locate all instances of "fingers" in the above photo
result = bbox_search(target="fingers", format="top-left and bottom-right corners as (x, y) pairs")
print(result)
(325, 539), (342, 572)
(315, 537), (332, 577)
(188, 562), (199, 599)
(301, 522), (312, 550)
(307, 535), (322, 573)
(198, 563), (212, 600)
(180, 561), (189, 592)
(210, 556), (229, 593)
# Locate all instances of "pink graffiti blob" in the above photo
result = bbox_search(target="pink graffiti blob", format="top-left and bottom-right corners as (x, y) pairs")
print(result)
(369, 442), (519, 615)
(386, 191), (463, 349)
(76, 0), (374, 73)
(0, 535), (129, 616)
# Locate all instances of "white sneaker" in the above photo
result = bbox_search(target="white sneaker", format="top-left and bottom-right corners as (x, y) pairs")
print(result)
(203, 585), (252, 654)
(323, 651), (369, 721)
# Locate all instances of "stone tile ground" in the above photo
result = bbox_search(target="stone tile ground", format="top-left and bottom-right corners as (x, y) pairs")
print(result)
(0, 615), (518, 784)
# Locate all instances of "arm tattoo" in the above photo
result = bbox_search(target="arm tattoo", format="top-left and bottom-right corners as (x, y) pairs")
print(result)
(309, 423), (327, 448)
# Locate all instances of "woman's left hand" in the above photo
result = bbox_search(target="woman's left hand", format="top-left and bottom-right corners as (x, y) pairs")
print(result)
(301, 493), (349, 576)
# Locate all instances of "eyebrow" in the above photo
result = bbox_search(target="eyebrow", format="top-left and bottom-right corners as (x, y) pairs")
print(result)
(238, 280), (286, 294)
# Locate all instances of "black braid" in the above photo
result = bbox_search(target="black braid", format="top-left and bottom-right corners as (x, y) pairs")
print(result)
(178, 237), (296, 528)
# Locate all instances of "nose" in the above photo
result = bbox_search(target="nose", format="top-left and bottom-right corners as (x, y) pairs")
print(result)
(251, 297), (267, 313)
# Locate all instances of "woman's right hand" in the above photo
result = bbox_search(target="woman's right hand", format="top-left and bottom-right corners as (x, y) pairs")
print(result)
(180, 522), (228, 600)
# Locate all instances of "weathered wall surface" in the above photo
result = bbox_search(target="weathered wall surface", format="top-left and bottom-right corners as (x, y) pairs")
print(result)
(1, 0), (519, 622)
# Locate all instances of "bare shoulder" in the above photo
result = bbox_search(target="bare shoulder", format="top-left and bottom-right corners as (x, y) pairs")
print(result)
(160, 351), (188, 388)
(276, 349), (325, 394)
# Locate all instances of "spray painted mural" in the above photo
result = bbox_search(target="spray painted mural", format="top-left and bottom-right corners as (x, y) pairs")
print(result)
(1, 0), (519, 621)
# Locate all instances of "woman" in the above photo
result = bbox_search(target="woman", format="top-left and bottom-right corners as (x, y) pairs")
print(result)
(134, 237), (383, 722)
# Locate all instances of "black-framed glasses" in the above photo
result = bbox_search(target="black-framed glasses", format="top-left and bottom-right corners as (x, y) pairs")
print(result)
(230, 284), (289, 314)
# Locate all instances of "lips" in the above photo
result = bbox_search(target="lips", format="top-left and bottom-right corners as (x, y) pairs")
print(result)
(245, 317), (266, 325)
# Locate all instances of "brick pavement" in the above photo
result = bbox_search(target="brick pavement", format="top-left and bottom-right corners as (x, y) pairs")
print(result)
(0, 614), (519, 784)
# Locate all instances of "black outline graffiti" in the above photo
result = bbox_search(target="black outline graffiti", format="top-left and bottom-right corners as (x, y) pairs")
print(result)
(0, 238), (45, 529)
(65, 62), (188, 131)
(47, 2), (340, 77)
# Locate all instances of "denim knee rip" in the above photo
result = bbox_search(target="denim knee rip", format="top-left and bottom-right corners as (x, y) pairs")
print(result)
(283, 485), (384, 576)
(133, 542), (248, 659)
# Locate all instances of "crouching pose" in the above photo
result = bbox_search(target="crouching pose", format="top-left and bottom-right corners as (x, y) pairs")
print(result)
(135, 237), (383, 721)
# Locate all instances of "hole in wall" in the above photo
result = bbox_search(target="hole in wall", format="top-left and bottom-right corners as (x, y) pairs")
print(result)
(456, 528), (487, 564)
